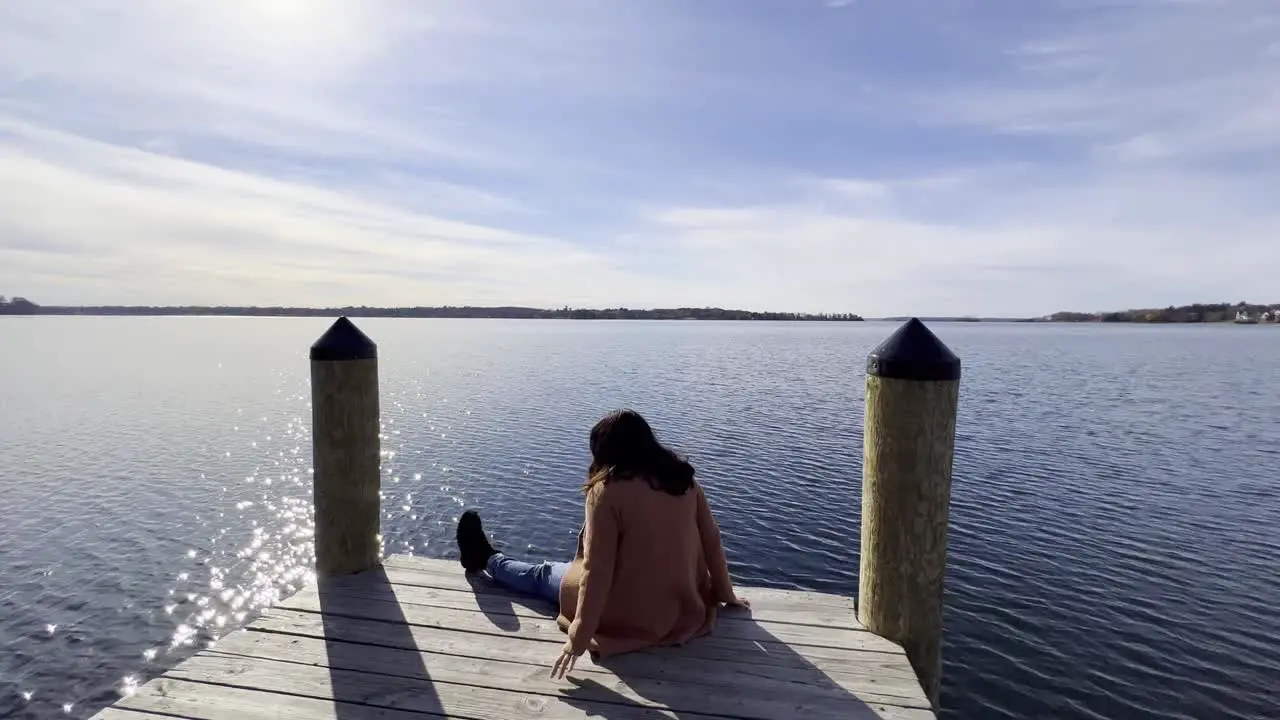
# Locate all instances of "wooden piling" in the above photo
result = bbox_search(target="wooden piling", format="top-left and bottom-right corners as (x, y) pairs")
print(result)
(310, 317), (381, 578)
(859, 318), (961, 710)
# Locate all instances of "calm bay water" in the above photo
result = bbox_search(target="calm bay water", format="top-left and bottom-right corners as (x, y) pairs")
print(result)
(1, 317), (1277, 719)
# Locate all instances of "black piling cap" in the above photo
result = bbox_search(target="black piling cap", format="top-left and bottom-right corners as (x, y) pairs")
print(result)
(310, 317), (377, 361)
(866, 318), (961, 381)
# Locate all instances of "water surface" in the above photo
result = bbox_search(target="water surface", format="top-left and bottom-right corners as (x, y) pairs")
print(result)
(1, 318), (1277, 718)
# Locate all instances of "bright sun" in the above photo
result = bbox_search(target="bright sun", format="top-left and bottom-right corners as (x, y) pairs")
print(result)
(255, 0), (314, 24)
(222, 0), (370, 68)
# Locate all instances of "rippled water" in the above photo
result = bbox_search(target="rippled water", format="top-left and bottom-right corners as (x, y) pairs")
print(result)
(1, 318), (1278, 719)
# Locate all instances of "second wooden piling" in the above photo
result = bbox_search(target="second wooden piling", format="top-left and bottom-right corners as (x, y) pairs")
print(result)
(859, 318), (961, 710)
(310, 317), (381, 578)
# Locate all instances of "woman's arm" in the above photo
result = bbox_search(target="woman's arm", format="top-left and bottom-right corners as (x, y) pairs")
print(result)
(696, 484), (738, 605)
(566, 484), (620, 653)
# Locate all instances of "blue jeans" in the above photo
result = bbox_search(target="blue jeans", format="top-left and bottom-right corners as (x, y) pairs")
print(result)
(486, 553), (570, 606)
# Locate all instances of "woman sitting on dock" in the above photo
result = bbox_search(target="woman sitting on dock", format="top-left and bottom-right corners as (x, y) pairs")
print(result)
(455, 409), (749, 678)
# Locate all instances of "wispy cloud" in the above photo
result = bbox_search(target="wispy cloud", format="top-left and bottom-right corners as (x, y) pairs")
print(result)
(0, 119), (656, 307)
(637, 156), (1279, 314)
(919, 0), (1280, 159)
(1, 0), (1278, 315)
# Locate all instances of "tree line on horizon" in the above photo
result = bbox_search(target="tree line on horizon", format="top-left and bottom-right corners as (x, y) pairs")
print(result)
(1049, 301), (1280, 323)
(0, 297), (864, 322)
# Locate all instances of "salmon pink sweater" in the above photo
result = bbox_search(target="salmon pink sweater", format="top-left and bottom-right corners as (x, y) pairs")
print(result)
(556, 478), (735, 657)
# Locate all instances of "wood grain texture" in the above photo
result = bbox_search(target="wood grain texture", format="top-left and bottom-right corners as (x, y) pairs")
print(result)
(278, 588), (905, 659)
(302, 563), (880, 648)
(380, 555), (861, 626)
(172, 652), (935, 720)
(310, 357), (380, 578)
(109, 681), (429, 720)
(91, 711), (183, 720)
(250, 608), (922, 688)
(859, 374), (958, 709)
(208, 629), (928, 717)
(90, 555), (933, 719)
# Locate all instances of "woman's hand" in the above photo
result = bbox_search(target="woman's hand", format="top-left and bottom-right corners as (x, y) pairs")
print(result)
(726, 596), (751, 609)
(551, 641), (585, 679)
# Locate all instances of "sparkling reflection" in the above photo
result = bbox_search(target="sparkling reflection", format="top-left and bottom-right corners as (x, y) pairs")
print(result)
(10, 363), (474, 719)
(120, 675), (139, 697)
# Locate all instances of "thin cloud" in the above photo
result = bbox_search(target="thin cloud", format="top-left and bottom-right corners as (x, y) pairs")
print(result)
(0, 120), (656, 308)
(0, 0), (1277, 316)
(919, 0), (1280, 157)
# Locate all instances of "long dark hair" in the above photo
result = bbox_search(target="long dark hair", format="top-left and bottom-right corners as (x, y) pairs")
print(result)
(585, 410), (695, 496)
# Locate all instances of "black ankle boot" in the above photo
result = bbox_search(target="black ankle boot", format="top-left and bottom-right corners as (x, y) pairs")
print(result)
(456, 510), (498, 572)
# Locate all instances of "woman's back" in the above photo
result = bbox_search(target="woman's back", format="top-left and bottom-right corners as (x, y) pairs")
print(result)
(457, 409), (742, 665)
(557, 477), (735, 657)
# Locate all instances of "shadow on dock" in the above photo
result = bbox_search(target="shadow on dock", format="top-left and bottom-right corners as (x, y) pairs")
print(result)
(557, 607), (909, 720)
(318, 566), (445, 718)
(465, 573), (521, 632)
(120, 558), (929, 719)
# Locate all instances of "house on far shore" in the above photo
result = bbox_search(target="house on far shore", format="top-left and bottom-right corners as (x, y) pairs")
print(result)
(0, 296), (39, 315)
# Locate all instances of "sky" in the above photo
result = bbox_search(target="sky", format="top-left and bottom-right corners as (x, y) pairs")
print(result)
(1, 0), (1277, 317)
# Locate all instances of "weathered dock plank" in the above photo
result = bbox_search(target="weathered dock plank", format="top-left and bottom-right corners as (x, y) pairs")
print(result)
(92, 556), (933, 720)
(249, 609), (919, 691)
(281, 584), (903, 656)
(379, 554), (862, 628)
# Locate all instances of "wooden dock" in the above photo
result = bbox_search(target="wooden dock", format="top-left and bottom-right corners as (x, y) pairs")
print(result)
(91, 555), (932, 720)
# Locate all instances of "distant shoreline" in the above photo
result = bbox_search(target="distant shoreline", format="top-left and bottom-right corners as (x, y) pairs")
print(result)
(4, 300), (1276, 323)
(877, 316), (1036, 323)
(1, 307), (1039, 322)
(1045, 302), (1279, 324)
(0, 303), (864, 322)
